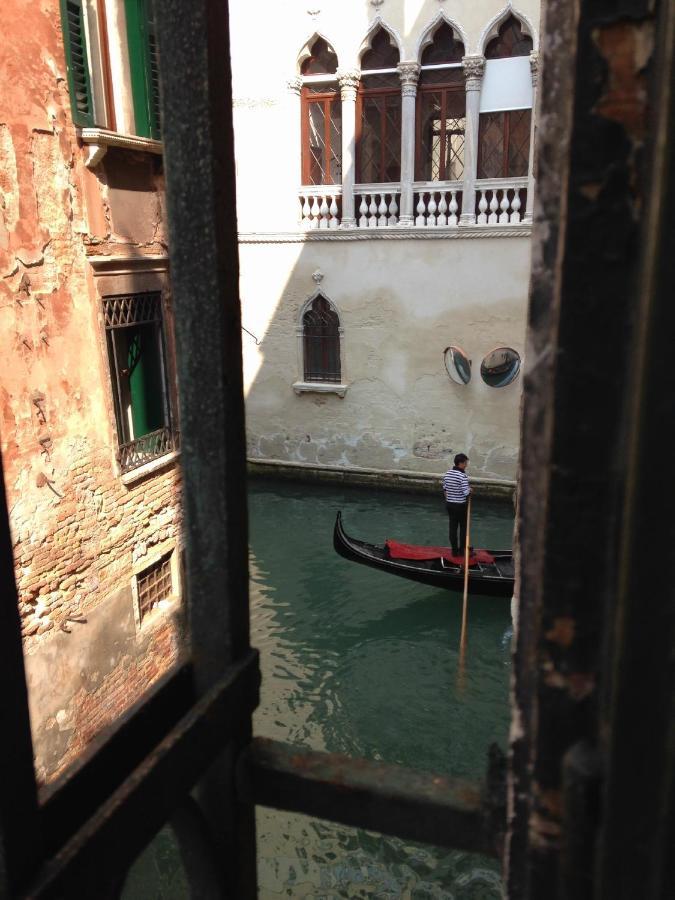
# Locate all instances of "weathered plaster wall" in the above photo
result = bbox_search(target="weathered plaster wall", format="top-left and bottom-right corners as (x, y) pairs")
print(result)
(230, 0), (538, 482)
(240, 235), (530, 480)
(0, 0), (182, 781)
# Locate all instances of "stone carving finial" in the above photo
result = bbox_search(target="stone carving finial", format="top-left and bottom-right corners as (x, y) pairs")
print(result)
(312, 270), (324, 285)
(370, 0), (385, 8)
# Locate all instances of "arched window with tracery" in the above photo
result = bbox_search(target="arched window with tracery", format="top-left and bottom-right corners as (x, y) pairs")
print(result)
(301, 38), (342, 185)
(356, 28), (401, 184)
(302, 295), (341, 383)
(478, 16), (533, 179)
(415, 22), (466, 183)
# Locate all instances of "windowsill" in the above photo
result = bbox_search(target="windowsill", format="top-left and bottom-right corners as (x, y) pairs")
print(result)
(293, 381), (348, 398)
(121, 450), (181, 486)
(78, 128), (163, 168)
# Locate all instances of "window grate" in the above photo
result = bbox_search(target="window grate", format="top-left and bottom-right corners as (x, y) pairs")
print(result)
(118, 425), (179, 472)
(137, 553), (173, 621)
(103, 292), (162, 329)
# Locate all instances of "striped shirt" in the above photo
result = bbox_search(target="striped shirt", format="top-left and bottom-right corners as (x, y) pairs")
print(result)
(442, 468), (470, 503)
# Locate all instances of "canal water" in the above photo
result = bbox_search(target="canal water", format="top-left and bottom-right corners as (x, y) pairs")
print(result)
(123, 478), (514, 898)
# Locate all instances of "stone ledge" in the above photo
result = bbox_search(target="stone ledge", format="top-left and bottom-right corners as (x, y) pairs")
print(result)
(121, 451), (181, 486)
(239, 225), (532, 243)
(247, 457), (516, 501)
(292, 381), (348, 398)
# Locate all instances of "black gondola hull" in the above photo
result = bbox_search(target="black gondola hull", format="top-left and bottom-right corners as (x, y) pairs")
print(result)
(333, 511), (514, 598)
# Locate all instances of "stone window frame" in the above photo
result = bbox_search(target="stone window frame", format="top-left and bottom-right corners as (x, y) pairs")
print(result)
(293, 289), (348, 397)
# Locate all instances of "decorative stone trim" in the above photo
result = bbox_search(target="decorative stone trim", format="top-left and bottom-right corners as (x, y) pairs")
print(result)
(337, 68), (360, 101)
(79, 128), (162, 168)
(239, 226), (532, 243)
(462, 55), (485, 91)
(287, 75), (303, 95)
(529, 51), (539, 87)
(87, 255), (169, 276)
(292, 381), (348, 397)
(397, 62), (421, 97)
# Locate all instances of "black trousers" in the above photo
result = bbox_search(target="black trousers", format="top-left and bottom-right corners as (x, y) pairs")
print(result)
(446, 501), (468, 554)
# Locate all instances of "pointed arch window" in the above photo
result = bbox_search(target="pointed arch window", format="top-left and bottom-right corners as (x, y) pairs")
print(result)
(415, 22), (466, 182)
(478, 16), (533, 179)
(301, 38), (342, 186)
(356, 28), (401, 184)
(302, 295), (341, 383)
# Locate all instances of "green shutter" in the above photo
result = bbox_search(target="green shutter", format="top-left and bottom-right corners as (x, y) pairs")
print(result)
(128, 324), (164, 439)
(59, 0), (95, 127)
(125, 0), (162, 140)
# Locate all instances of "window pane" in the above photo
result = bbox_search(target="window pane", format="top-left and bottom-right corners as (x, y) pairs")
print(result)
(308, 101), (327, 184)
(417, 90), (465, 182)
(384, 94), (402, 182)
(358, 96), (384, 183)
(303, 296), (341, 383)
(507, 108), (531, 176)
(478, 113), (506, 179)
(329, 100), (342, 184)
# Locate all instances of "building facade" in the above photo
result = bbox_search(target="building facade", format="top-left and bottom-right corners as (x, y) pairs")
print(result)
(231, 0), (540, 485)
(0, 0), (183, 781)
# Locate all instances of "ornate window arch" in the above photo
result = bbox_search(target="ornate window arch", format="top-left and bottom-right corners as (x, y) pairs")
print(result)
(299, 36), (342, 186)
(295, 293), (345, 392)
(356, 26), (401, 185)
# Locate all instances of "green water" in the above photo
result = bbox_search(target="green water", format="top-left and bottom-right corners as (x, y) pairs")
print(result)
(124, 479), (514, 898)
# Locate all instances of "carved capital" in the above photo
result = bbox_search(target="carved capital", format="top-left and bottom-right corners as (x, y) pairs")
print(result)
(529, 51), (539, 87)
(397, 61), (420, 97)
(462, 55), (485, 91)
(287, 75), (303, 95)
(337, 68), (360, 101)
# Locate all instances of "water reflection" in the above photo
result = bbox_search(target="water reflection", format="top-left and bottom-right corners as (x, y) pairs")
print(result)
(249, 479), (513, 895)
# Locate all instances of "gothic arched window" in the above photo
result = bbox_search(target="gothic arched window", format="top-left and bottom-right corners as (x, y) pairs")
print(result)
(302, 295), (341, 383)
(416, 22), (466, 182)
(301, 38), (342, 186)
(478, 16), (533, 179)
(356, 28), (401, 184)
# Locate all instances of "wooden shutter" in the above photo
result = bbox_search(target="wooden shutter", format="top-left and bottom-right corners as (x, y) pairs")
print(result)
(59, 0), (95, 127)
(125, 0), (162, 139)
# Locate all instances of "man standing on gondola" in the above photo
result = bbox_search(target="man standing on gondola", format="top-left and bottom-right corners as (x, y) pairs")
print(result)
(443, 453), (471, 557)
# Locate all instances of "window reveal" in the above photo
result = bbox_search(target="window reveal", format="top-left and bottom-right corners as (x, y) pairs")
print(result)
(103, 292), (178, 473)
(302, 296), (341, 384)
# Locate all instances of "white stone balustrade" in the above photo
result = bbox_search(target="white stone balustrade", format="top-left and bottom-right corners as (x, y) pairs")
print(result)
(299, 188), (342, 230)
(474, 179), (528, 225)
(413, 185), (462, 227)
(355, 186), (401, 228)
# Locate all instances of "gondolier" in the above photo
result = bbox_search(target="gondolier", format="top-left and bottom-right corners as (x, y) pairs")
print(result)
(443, 453), (471, 557)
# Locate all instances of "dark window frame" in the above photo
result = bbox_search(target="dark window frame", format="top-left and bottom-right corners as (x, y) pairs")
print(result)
(415, 79), (466, 182)
(301, 86), (342, 186)
(477, 108), (532, 179)
(356, 80), (402, 184)
(302, 295), (342, 384)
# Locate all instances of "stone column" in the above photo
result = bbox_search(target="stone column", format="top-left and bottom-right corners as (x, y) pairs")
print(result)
(460, 55), (485, 226)
(287, 75), (303, 229)
(396, 62), (421, 226)
(525, 52), (539, 224)
(337, 69), (360, 228)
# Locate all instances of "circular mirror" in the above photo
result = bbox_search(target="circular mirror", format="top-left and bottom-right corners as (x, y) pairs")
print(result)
(444, 345), (471, 385)
(480, 347), (521, 387)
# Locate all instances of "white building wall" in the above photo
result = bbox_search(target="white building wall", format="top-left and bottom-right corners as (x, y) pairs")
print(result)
(229, 1), (541, 484)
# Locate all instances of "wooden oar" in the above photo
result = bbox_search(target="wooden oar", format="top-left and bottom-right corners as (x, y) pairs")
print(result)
(457, 497), (472, 684)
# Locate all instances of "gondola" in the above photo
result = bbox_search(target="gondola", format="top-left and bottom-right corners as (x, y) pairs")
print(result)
(333, 511), (514, 597)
